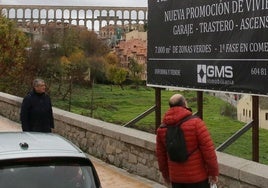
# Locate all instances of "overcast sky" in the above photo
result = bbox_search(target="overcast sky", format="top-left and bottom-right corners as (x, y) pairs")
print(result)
(0, 0), (147, 7)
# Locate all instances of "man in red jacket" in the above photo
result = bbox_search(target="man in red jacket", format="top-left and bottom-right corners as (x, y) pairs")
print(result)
(156, 94), (219, 188)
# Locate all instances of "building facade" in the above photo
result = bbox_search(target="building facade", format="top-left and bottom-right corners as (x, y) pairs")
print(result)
(237, 95), (268, 129)
(114, 30), (147, 80)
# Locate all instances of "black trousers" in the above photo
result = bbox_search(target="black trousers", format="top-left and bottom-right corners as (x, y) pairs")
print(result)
(172, 179), (210, 188)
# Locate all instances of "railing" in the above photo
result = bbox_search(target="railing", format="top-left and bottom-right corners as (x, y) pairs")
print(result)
(123, 105), (156, 127)
(121, 89), (260, 163)
(216, 121), (253, 151)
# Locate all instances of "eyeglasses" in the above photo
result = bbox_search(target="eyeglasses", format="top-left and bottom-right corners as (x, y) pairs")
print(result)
(36, 84), (46, 87)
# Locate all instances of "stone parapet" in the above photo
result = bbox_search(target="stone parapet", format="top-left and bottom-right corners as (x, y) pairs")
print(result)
(0, 91), (268, 187)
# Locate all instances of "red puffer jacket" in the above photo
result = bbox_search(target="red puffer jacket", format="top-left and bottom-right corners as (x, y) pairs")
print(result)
(156, 106), (219, 183)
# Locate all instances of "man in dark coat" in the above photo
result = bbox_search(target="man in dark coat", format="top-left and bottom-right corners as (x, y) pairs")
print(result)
(20, 78), (54, 132)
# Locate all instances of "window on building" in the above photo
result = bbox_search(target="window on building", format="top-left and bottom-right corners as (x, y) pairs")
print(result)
(249, 110), (251, 118)
(266, 113), (268, 120)
(243, 109), (245, 116)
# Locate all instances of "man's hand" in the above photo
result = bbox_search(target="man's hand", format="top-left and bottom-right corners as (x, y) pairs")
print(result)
(209, 176), (218, 184)
(162, 173), (170, 186)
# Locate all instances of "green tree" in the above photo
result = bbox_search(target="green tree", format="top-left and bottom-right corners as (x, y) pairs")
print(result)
(104, 52), (127, 90)
(0, 17), (110, 96)
(43, 24), (62, 49)
(88, 56), (106, 86)
(106, 65), (127, 90)
(61, 27), (80, 57)
(86, 56), (106, 117)
(69, 51), (89, 83)
(79, 30), (109, 56)
(143, 23), (148, 31)
(128, 57), (144, 89)
(59, 51), (89, 100)
(43, 26), (109, 87)
(22, 39), (62, 93)
(105, 52), (119, 66)
(0, 14), (29, 95)
(23, 40), (47, 85)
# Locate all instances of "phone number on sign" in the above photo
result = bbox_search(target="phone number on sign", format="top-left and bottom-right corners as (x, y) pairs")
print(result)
(251, 68), (267, 76)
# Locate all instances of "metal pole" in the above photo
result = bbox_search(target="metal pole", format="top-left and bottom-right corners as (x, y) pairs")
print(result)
(252, 95), (259, 162)
(197, 91), (203, 119)
(123, 106), (156, 127)
(68, 76), (72, 112)
(217, 121), (253, 151)
(90, 79), (94, 118)
(155, 88), (161, 133)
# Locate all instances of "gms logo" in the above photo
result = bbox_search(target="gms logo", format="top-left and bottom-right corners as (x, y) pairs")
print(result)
(197, 65), (234, 84)
(197, 65), (207, 83)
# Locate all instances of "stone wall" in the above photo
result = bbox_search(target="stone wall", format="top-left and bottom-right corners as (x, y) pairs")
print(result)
(1, 91), (268, 187)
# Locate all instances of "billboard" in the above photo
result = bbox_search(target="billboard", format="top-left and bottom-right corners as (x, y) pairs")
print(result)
(147, 0), (268, 95)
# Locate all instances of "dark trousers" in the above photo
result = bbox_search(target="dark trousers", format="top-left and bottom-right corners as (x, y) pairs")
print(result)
(172, 179), (210, 188)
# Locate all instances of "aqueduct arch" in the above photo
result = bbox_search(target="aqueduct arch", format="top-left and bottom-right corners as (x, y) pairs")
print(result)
(0, 5), (147, 32)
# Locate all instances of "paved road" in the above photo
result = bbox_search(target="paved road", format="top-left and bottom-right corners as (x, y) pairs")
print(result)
(0, 116), (165, 188)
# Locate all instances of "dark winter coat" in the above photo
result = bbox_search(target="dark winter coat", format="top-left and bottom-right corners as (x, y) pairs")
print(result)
(20, 90), (54, 132)
(156, 106), (219, 183)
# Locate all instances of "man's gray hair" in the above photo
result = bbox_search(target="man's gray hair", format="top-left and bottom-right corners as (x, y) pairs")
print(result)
(32, 78), (45, 87)
(169, 94), (186, 107)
